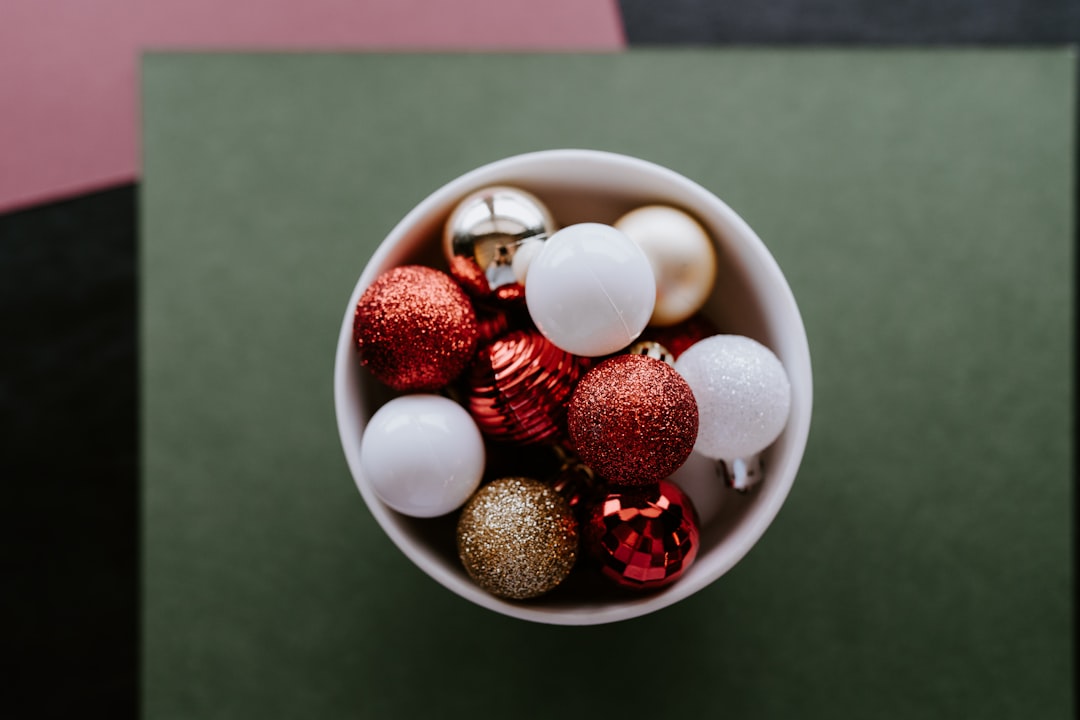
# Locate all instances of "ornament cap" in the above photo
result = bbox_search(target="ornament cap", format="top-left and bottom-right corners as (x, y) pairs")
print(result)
(627, 340), (675, 367)
(715, 454), (764, 493)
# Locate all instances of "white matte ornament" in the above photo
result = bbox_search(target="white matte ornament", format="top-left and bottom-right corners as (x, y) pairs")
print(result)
(614, 205), (718, 327)
(675, 335), (792, 460)
(359, 394), (485, 518)
(525, 223), (656, 357)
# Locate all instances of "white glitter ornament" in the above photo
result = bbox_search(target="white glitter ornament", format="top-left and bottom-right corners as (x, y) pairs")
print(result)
(675, 335), (791, 489)
(614, 205), (717, 327)
(360, 395), (485, 518)
(525, 223), (656, 357)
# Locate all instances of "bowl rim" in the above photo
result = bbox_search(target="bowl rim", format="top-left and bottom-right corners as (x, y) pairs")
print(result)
(334, 148), (813, 625)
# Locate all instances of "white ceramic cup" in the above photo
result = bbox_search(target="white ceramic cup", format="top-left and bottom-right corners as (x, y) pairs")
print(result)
(334, 149), (813, 625)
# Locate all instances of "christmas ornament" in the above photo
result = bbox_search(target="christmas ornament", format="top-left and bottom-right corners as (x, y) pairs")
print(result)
(464, 329), (587, 445)
(353, 265), (478, 391)
(567, 354), (698, 486)
(456, 477), (579, 600)
(675, 334), (792, 489)
(525, 223), (656, 357)
(627, 340), (675, 367)
(472, 302), (511, 348)
(444, 186), (555, 302)
(585, 480), (700, 591)
(715, 455), (765, 493)
(549, 446), (600, 516)
(511, 236), (546, 285)
(640, 313), (719, 359)
(471, 299), (536, 349)
(614, 205), (718, 327)
(360, 395), (485, 518)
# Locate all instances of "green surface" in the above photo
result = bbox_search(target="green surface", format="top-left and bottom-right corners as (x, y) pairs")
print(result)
(142, 51), (1074, 718)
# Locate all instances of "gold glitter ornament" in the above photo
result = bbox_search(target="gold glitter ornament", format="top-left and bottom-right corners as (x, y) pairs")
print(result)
(456, 477), (579, 600)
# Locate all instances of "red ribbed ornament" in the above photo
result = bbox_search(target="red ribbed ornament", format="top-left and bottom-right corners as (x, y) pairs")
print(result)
(585, 480), (700, 591)
(465, 330), (587, 445)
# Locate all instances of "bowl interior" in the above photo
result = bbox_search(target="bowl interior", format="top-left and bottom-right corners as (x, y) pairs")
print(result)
(334, 149), (812, 625)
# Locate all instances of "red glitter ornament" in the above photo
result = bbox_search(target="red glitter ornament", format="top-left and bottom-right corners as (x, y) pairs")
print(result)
(353, 265), (478, 392)
(465, 329), (587, 445)
(567, 354), (698, 486)
(585, 480), (699, 591)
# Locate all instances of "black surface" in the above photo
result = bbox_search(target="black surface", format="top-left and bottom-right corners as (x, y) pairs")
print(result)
(1, 185), (138, 718)
(618, 0), (1080, 44)
(4, 5), (1079, 717)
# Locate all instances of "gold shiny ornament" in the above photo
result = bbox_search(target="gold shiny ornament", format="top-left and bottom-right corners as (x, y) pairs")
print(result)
(456, 477), (579, 600)
(444, 186), (556, 299)
(614, 205), (717, 327)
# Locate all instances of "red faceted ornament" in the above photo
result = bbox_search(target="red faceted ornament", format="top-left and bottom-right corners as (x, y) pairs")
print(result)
(353, 265), (478, 392)
(567, 354), (698, 486)
(464, 329), (588, 445)
(585, 480), (700, 591)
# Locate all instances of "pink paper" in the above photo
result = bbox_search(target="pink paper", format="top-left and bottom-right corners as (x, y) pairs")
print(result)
(0, 0), (624, 212)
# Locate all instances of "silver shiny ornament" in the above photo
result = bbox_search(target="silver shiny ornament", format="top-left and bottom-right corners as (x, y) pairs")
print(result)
(443, 186), (555, 301)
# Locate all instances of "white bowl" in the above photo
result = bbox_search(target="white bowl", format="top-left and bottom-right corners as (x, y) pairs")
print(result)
(334, 149), (812, 625)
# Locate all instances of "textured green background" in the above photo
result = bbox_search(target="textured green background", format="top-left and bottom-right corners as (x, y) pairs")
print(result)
(142, 51), (1073, 718)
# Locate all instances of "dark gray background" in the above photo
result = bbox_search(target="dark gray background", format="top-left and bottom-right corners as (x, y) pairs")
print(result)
(620, 0), (1079, 43)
